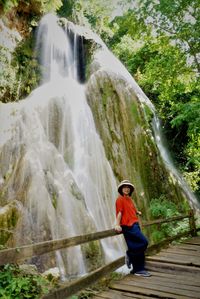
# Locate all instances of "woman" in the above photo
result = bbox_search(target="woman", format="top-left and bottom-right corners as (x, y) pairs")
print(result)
(115, 179), (151, 277)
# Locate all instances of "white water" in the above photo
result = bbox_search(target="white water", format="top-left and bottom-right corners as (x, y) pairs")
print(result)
(152, 116), (200, 210)
(0, 14), (125, 278)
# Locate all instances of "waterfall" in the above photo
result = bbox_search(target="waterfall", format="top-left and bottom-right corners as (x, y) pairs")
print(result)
(0, 13), (199, 280)
(152, 116), (200, 210)
(0, 14), (124, 279)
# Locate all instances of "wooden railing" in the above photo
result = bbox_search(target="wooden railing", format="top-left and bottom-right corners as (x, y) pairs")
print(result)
(0, 209), (198, 299)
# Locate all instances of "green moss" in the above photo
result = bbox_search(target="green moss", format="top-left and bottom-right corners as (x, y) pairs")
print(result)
(131, 102), (140, 124)
(70, 182), (85, 201)
(143, 104), (154, 125)
(82, 240), (103, 271)
(51, 192), (57, 209)
(0, 202), (21, 246)
(100, 84), (116, 108)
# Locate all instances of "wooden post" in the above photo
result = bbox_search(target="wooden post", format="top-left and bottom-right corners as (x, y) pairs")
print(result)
(189, 209), (197, 236)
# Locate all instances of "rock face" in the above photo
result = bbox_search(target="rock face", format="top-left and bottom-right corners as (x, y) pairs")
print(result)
(85, 48), (193, 217)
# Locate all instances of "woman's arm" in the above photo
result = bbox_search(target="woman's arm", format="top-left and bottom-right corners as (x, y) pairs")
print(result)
(115, 211), (122, 232)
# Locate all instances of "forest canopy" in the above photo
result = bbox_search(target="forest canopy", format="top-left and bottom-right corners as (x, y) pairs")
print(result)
(0, 0), (199, 197)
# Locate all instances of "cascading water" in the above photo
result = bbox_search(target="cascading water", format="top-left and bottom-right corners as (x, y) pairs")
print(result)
(0, 14), (125, 278)
(152, 116), (200, 210)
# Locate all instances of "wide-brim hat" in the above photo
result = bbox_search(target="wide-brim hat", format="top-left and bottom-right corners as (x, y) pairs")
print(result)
(118, 180), (135, 196)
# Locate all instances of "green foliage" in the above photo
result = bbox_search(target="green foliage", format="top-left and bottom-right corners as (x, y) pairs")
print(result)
(0, 264), (51, 298)
(137, 0), (200, 73)
(1, 0), (63, 14)
(150, 195), (180, 219)
(168, 88), (200, 194)
(149, 195), (189, 243)
(58, 0), (74, 19)
(59, 0), (116, 41)
(0, 0), (19, 12)
(0, 46), (19, 102)
(0, 33), (40, 103)
(13, 36), (40, 99)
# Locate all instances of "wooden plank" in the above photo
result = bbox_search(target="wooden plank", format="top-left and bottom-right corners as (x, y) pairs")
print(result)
(172, 244), (200, 251)
(112, 280), (200, 298)
(146, 231), (193, 254)
(183, 237), (200, 245)
(93, 290), (151, 299)
(0, 229), (120, 265)
(42, 256), (124, 299)
(155, 251), (200, 261)
(170, 243), (200, 252)
(156, 249), (200, 256)
(103, 290), (154, 298)
(106, 290), (154, 298)
(142, 271), (200, 286)
(147, 255), (200, 266)
(126, 272), (200, 287)
(110, 282), (190, 299)
(124, 275), (200, 293)
(162, 248), (200, 257)
(122, 278), (200, 295)
(94, 236), (200, 299)
(146, 260), (200, 275)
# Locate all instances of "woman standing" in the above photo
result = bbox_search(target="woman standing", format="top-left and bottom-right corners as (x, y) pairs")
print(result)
(115, 180), (151, 277)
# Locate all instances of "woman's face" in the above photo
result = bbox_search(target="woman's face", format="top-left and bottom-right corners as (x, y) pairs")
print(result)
(122, 185), (130, 196)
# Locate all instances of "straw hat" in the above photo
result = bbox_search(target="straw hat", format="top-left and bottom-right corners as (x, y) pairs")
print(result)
(118, 180), (135, 196)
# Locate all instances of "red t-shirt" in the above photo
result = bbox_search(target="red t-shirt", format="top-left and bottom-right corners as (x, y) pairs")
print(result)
(116, 195), (138, 226)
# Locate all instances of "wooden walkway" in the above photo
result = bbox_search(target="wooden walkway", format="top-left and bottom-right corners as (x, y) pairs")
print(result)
(94, 236), (200, 299)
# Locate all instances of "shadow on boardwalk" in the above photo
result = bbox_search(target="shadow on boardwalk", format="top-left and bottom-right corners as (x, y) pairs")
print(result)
(94, 236), (200, 299)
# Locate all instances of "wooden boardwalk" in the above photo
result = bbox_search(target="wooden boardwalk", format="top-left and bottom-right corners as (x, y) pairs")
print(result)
(94, 236), (200, 299)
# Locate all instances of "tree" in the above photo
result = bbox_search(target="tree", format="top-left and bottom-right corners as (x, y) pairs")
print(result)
(137, 0), (200, 74)
(59, 0), (116, 38)
(108, 3), (200, 196)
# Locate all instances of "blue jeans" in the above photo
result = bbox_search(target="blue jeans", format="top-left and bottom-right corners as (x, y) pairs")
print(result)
(122, 222), (148, 272)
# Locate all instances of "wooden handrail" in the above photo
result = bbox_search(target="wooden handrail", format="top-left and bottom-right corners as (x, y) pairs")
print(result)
(142, 213), (190, 226)
(0, 229), (118, 266)
(0, 210), (197, 266)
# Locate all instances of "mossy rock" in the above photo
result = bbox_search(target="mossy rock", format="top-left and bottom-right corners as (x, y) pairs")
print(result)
(0, 200), (22, 245)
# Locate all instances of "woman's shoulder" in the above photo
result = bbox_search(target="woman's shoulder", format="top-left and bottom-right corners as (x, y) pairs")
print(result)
(116, 195), (128, 202)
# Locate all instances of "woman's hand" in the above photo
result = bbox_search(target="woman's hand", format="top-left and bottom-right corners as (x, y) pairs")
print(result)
(137, 211), (142, 216)
(115, 225), (122, 233)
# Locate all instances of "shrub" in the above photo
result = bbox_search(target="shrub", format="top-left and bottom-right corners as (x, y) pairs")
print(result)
(149, 195), (189, 243)
(0, 264), (51, 298)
